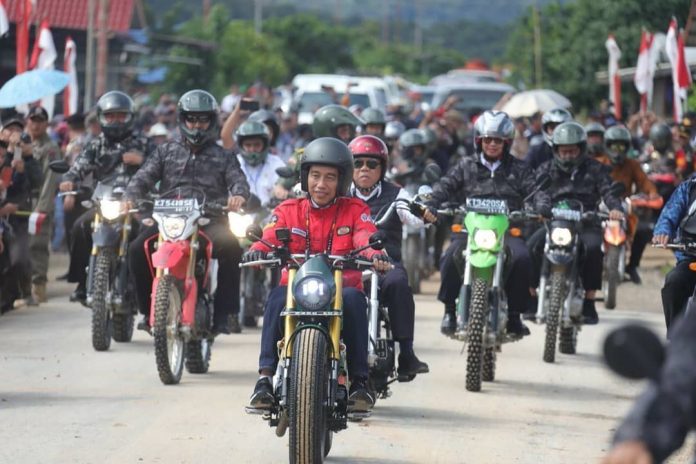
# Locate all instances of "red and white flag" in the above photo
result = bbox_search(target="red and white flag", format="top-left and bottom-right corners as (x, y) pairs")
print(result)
(665, 18), (693, 121)
(0, 0), (9, 38)
(634, 30), (654, 112)
(30, 20), (58, 118)
(64, 37), (78, 117)
(28, 211), (46, 236)
(16, 0), (35, 74)
(606, 34), (622, 120)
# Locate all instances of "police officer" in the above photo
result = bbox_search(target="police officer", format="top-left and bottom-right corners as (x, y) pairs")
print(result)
(348, 134), (432, 378)
(528, 122), (624, 324)
(126, 89), (250, 335)
(312, 104), (363, 144)
(525, 107), (573, 170)
(429, 110), (550, 337)
(246, 137), (390, 413)
(60, 91), (153, 302)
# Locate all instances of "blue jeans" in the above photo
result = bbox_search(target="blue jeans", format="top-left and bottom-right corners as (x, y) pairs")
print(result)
(258, 286), (369, 379)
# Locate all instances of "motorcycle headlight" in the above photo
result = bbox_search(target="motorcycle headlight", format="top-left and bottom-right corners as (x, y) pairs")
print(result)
(228, 212), (255, 239)
(473, 229), (497, 250)
(294, 276), (333, 311)
(160, 216), (187, 240)
(550, 227), (573, 246)
(100, 199), (122, 221)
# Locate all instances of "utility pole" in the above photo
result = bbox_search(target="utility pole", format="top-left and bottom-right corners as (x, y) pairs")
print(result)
(84, 0), (96, 111)
(254, 0), (263, 34)
(95, 0), (109, 99)
(203, 0), (211, 24)
(532, 2), (542, 88)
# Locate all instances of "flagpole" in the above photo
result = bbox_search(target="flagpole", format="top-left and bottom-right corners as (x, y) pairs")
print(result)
(84, 0), (96, 111)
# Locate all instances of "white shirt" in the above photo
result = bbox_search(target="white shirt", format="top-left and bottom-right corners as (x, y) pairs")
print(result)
(237, 153), (286, 206)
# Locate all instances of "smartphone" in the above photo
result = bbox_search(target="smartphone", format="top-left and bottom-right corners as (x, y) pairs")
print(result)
(240, 99), (260, 112)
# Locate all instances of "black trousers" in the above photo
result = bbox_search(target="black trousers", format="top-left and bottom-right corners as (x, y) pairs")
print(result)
(662, 260), (696, 332)
(129, 222), (242, 325)
(629, 223), (653, 269)
(528, 225), (604, 291)
(0, 217), (31, 309)
(437, 233), (532, 316)
(378, 262), (415, 341)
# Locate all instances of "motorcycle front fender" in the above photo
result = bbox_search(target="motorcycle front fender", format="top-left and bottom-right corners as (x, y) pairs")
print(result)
(468, 250), (497, 269)
(152, 241), (190, 278)
(546, 250), (574, 266)
(92, 223), (121, 247)
(603, 221), (626, 246)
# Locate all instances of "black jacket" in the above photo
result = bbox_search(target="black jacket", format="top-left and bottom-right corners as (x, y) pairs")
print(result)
(3, 152), (42, 212)
(525, 141), (554, 170)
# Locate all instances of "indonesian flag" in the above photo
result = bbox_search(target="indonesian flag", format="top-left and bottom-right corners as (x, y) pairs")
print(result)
(16, 0), (35, 74)
(30, 20), (58, 119)
(634, 30), (654, 112)
(665, 18), (693, 121)
(0, 0), (9, 38)
(64, 37), (78, 117)
(606, 34), (622, 120)
(27, 211), (46, 235)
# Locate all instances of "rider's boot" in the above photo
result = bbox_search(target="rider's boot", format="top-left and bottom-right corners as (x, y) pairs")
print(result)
(624, 265), (642, 285)
(137, 314), (151, 333)
(228, 313), (242, 334)
(582, 298), (599, 325)
(348, 376), (375, 412)
(440, 303), (457, 336)
(506, 314), (531, 337)
(397, 348), (429, 380)
(69, 283), (87, 304)
(248, 376), (274, 410)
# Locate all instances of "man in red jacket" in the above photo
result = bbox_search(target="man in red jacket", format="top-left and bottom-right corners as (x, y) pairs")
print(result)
(246, 137), (390, 413)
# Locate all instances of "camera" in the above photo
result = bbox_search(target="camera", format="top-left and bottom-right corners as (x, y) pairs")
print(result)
(19, 132), (31, 144)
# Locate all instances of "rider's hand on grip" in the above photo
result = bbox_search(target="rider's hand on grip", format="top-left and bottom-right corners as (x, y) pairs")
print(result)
(243, 250), (266, 263)
(652, 234), (670, 247)
(372, 254), (392, 273)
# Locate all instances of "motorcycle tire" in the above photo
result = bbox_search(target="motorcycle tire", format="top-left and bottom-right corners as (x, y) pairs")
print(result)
(603, 246), (621, 310)
(324, 428), (333, 458)
(405, 235), (421, 294)
(185, 338), (212, 374)
(559, 327), (577, 354)
(112, 313), (134, 343)
(91, 249), (113, 352)
(543, 271), (565, 363)
(288, 327), (330, 463)
(465, 278), (488, 392)
(482, 347), (496, 382)
(153, 275), (185, 385)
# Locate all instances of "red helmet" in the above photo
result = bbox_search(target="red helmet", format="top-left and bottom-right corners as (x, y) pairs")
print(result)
(348, 135), (389, 180)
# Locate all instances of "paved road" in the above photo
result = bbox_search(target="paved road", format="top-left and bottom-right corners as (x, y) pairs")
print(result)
(0, 251), (688, 463)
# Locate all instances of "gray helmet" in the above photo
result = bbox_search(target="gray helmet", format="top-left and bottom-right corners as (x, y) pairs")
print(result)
(552, 121), (587, 172)
(398, 128), (427, 161)
(300, 137), (354, 196)
(542, 107), (573, 146)
(312, 104), (363, 142)
(96, 91), (135, 142)
(649, 123), (672, 153)
(419, 127), (438, 153)
(248, 109), (279, 146)
(473, 110), (514, 155)
(361, 107), (387, 127)
(235, 120), (270, 167)
(585, 122), (606, 156)
(384, 120), (406, 141)
(177, 89), (219, 147)
(604, 125), (631, 165)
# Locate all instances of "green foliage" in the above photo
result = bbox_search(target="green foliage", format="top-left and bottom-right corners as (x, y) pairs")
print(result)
(506, 0), (692, 112)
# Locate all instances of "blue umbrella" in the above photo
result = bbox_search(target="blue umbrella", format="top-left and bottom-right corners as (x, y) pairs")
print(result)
(0, 69), (71, 108)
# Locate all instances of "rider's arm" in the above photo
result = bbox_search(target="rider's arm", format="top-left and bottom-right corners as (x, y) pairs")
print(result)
(351, 201), (381, 259)
(224, 148), (251, 201)
(249, 202), (290, 253)
(614, 305), (696, 463)
(395, 188), (426, 228)
(124, 144), (164, 202)
(597, 164), (625, 212)
(63, 139), (98, 184)
(653, 180), (691, 238)
(427, 157), (469, 209)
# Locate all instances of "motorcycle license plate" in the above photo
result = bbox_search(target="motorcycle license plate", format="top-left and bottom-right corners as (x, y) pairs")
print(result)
(154, 198), (197, 214)
(551, 208), (582, 221)
(466, 198), (508, 215)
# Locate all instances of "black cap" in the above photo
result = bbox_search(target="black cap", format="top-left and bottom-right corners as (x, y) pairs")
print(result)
(66, 113), (85, 130)
(1, 109), (25, 130)
(27, 106), (49, 121)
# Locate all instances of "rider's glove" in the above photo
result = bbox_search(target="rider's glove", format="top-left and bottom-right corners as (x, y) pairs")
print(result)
(242, 250), (266, 263)
(373, 253), (391, 264)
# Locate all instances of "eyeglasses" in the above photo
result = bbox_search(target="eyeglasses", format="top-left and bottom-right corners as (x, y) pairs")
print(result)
(482, 137), (504, 145)
(607, 142), (628, 153)
(353, 159), (380, 170)
(183, 114), (212, 124)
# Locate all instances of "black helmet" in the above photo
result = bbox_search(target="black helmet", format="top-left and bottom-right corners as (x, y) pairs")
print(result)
(96, 91), (135, 142)
(552, 121), (586, 173)
(300, 137), (353, 196)
(604, 125), (631, 165)
(312, 104), (363, 142)
(473, 110), (514, 156)
(585, 122), (606, 156)
(248, 109), (279, 146)
(361, 107), (386, 129)
(649, 123), (672, 153)
(542, 107), (573, 146)
(177, 89), (219, 147)
(398, 129), (426, 161)
(235, 120), (270, 167)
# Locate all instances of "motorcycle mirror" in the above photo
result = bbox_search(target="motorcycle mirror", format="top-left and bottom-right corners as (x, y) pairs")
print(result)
(417, 185), (433, 197)
(423, 163), (442, 184)
(369, 231), (386, 250)
(276, 166), (295, 178)
(536, 173), (552, 191)
(275, 227), (291, 243)
(246, 224), (264, 242)
(244, 194), (262, 213)
(610, 181), (626, 197)
(603, 324), (665, 380)
(48, 160), (70, 174)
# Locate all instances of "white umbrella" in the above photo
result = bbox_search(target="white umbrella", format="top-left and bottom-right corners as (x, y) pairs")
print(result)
(501, 89), (571, 118)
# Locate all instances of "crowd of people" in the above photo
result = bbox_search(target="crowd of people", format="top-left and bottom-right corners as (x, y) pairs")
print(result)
(3, 81), (696, 462)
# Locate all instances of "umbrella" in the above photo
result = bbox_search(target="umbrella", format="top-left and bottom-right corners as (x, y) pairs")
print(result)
(500, 89), (571, 118)
(0, 69), (70, 108)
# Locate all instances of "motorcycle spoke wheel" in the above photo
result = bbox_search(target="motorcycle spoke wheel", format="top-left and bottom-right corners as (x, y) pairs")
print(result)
(91, 250), (114, 352)
(154, 275), (185, 385)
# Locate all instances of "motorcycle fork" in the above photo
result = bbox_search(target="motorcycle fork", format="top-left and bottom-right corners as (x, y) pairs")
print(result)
(488, 248), (505, 334)
(86, 213), (103, 298)
(113, 214), (132, 311)
(457, 250), (472, 329)
(367, 271), (380, 365)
